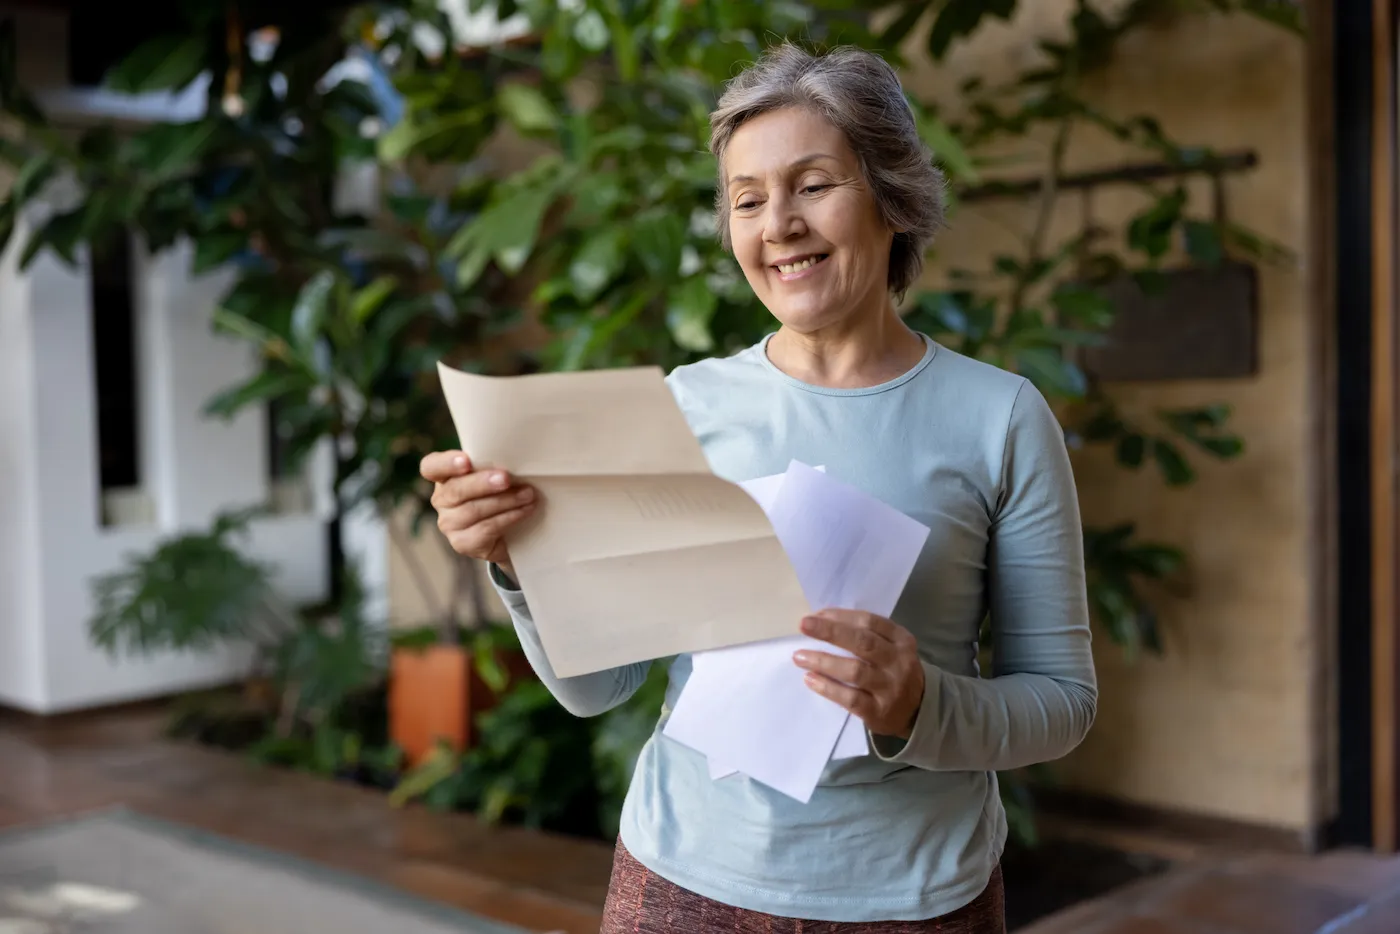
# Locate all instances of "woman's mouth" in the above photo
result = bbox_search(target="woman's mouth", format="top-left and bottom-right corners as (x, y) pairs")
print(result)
(773, 254), (830, 280)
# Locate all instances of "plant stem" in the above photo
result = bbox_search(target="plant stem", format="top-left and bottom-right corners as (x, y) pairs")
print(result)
(386, 513), (450, 634)
(1011, 118), (1074, 315)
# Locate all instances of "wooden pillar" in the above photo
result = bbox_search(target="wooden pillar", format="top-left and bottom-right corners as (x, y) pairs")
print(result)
(1372, 0), (1400, 854)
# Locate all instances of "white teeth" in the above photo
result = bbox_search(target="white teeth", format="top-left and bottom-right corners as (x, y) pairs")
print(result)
(777, 256), (822, 274)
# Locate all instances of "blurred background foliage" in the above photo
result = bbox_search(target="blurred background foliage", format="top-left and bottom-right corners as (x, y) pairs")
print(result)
(0, 0), (1300, 844)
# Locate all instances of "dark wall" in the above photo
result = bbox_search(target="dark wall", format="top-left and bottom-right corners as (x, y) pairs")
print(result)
(1332, 0), (1377, 848)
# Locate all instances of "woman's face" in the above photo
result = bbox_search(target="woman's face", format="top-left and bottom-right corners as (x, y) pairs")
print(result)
(723, 107), (894, 334)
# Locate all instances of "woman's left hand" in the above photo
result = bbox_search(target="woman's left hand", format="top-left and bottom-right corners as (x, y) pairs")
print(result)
(793, 609), (926, 739)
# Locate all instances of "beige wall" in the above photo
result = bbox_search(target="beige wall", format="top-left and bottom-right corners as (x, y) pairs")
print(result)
(388, 5), (1319, 831)
(904, 5), (1314, 829)
(387, 507), (510, 630)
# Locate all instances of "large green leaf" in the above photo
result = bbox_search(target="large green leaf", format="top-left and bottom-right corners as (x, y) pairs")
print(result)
(569, 227), (628, 303)
(1183, 219), (1224, 267)
(1151, 440), (1194, 486)
(126, 121), (218, 180)
(450, 179), (562, 277)
(204, 369), (312, 420)
(378, 107), (493, 162)
(350, 276), (399, 325)
(291, 271), (336, 356)
(498, 82), (559, 134)
(878, 2), (932, 49)
(105, 34), (210, 95)
(212, 306), (278, 349)
(1012, 346), (1087, 399)
(666, 277), (718, 352)
(1050, 284), (1115, 330)
(914, 108), (978, 182)
(928, 0), (1016, 59)
(12, 152), (57, 202)
(20, 209), (84, 269)
(604, 10), (640, 81)
(573, 9), (611, 52)
(192, 231), (247, 274)
(1127, 188), (1187, 260)
(632, 210), (686, 280)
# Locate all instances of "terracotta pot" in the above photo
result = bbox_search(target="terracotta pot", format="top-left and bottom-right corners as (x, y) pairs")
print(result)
(389, 644), (470, 767)
(388, 643), (534, 766)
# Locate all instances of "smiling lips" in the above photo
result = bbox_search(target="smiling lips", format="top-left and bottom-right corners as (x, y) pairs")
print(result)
(773, 253), (830, 279)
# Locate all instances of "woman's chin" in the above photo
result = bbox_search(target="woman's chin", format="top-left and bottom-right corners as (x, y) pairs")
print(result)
(767, 301), (854, 334)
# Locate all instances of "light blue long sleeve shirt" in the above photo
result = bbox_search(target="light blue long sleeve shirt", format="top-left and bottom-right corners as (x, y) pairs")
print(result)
(489, 334), (1097, 922)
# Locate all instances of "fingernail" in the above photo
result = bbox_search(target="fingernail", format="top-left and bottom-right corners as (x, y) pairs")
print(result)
(801, 617), (817, 633)
(804, 673), (820, 688)
(453, 456), (467, 470)
(793, 651), (809, 664)
(519, 487), (535, 501)
(492, 472), (508, 488)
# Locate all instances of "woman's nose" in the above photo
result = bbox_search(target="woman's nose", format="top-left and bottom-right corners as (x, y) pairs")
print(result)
(763, 194), (807, 242)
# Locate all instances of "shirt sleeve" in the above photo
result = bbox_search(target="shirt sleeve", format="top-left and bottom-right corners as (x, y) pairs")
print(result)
(488, 563), (652, 718)
(871, 379), (1098, 771)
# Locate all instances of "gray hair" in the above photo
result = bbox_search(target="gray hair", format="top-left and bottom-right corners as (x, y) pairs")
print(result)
(708, 43), (947, 299)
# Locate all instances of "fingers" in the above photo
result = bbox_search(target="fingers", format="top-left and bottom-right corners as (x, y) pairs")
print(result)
(802, 672), (876, 719)
(420, 450), (472, 484)
(431, 469), (515, 510)
(792, 649), (869, 688)
(813, 607), (902, 641)
(437, 486), (537, 533)
(801, 614), (891, 661)
(445, 502), (536, 557)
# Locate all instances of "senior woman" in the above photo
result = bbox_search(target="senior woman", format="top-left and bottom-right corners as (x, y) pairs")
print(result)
(421, 43), (1096, 934)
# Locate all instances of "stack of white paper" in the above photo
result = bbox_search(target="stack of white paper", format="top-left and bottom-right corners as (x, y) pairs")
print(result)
(663, 461), (931, 802)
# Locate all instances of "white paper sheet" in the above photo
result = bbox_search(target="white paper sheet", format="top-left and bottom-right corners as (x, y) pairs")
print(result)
(707, 466), (864, 780)
(665, 461), (931, 801)
(835, 714), (870, 758)
(707, 668), (870, 779)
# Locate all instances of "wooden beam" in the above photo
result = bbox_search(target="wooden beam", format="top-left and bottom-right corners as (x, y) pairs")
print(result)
(1304, 0), (1341, 848)
(957, 151), (1259, 203)
(1372, 0), (1400, 854)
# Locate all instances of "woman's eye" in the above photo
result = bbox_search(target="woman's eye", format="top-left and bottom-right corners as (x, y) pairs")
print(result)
(736, 200), (760, 210)
(803, 184), (830, 194)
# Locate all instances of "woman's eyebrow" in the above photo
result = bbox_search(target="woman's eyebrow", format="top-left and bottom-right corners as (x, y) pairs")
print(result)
(727, 153), (840, 186)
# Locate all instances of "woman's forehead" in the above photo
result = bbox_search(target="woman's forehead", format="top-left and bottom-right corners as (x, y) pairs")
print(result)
(724, 109), (857, 179)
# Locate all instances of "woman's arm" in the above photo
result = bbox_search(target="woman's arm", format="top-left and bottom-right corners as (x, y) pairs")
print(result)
(488, 564), (653, 717)
(872, 381), (1098, 771)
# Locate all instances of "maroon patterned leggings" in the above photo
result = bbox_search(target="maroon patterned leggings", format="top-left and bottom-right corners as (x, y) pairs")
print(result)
(600, 841), (1006, 934)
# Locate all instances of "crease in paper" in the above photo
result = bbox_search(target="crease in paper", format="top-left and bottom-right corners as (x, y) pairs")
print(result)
(436, 362), (812, 677)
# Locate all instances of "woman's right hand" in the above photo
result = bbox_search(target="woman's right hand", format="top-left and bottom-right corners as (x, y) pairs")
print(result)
(421, 450), (537, 578)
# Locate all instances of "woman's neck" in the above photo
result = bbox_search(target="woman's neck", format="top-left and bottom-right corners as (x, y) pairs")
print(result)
(766, 306), (925, 389)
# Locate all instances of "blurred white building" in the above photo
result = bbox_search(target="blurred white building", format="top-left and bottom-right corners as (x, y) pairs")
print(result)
(0, 4), (386, 714)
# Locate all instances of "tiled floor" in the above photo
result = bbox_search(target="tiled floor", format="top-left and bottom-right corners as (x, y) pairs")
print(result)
(2, 704), (1400, 934)
(0, 705), (615, 934)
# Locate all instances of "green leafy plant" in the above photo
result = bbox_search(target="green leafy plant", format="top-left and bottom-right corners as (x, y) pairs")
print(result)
(89, 509), (284, 661)
(88, 508), (386, 740)
(390, 660), (670, 838)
